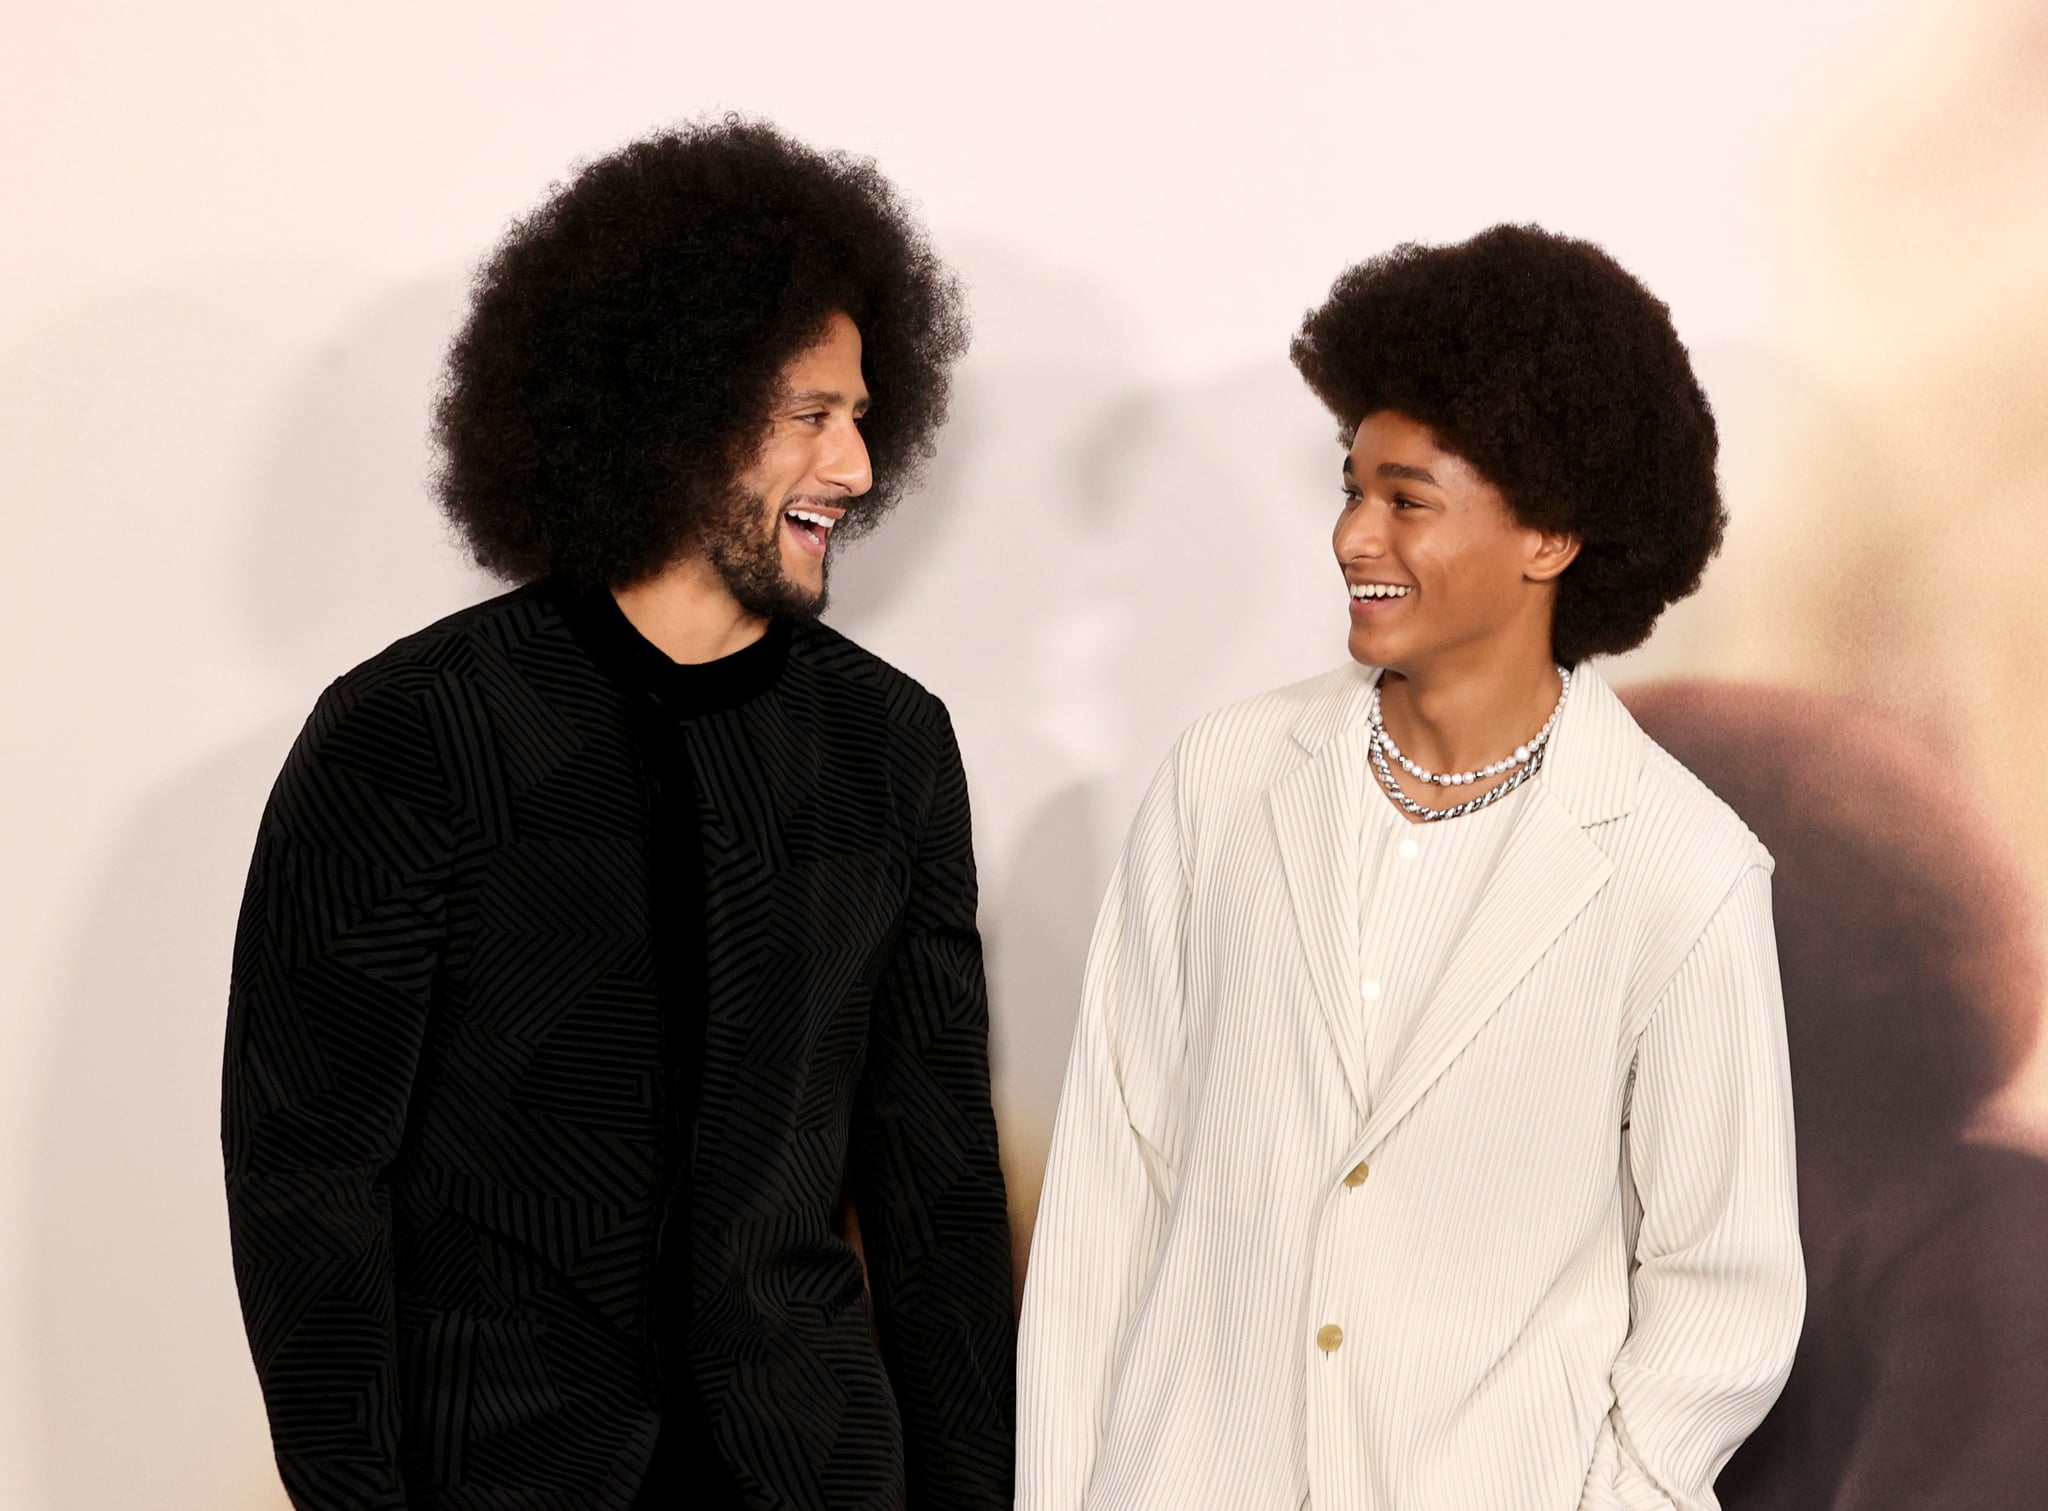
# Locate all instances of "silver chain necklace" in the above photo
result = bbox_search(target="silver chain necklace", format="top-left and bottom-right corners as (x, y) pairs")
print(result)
(1367, 668), (1571, 823)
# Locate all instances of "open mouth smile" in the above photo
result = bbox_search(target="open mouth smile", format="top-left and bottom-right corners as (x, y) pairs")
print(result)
(1348, 580), (1413, 615)
(783, 504), (844, 558)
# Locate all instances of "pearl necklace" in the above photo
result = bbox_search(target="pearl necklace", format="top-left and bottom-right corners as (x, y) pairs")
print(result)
(1367, 668), (1571, 823)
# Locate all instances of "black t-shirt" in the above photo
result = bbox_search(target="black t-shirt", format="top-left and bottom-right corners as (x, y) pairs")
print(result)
(556, 585), (790, 1507)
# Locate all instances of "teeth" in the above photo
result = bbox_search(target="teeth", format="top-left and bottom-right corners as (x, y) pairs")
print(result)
(786, 508), (836, 529)
(1349, 583), (1411, 599)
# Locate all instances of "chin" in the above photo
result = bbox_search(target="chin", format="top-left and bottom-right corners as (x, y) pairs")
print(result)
(775, 555), (824, 599)
(1348, 625), (1396, 668)
(782, 567), (830, 618)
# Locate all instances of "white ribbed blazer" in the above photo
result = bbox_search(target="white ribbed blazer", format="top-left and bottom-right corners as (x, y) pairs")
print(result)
(1017, 662), (1803, 1511)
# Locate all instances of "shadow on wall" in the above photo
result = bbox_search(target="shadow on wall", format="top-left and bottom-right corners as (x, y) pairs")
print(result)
(985, 359), (1344, 1272)
(28, 274), (490, 1511)
(27, 240), (1355, 1505)
(235, 280), (493, 685)
(1624, 680), (2048, 1509)
(828, 246), (1342, 1263)
(823, 246), (1150, 1219)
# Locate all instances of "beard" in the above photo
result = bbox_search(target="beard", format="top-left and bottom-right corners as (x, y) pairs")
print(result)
(699, 484), (834, 622)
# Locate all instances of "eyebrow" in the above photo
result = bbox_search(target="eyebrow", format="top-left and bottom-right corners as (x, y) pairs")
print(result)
(786, 389), (871, 410)
(1378, 462), (1439, 485)
(1340, 457), (1440, 486)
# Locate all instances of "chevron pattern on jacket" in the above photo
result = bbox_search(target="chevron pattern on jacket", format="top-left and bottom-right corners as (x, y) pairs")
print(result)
(223, 584), (1016, 1510)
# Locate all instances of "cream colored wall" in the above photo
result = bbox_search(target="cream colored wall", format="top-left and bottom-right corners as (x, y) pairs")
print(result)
(8, 2), (2037, 1507)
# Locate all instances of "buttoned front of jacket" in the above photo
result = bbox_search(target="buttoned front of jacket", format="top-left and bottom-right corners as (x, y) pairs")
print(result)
(1019, 663), (1804, 1511)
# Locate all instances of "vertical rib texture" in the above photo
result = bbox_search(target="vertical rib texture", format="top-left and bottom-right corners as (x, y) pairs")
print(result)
(1018, 663), (1804, 1511)
(1353, 783), (1523, 1106)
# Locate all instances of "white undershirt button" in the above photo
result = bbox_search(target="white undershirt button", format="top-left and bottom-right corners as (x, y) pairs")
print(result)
(1396, 836), (1420, 861)
(1360, 978), (1383, 1001)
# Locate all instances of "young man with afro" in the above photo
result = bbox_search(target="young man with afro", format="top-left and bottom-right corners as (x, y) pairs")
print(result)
(224, 118), (1014, 1511)
(1018, 225), (1804, 1510)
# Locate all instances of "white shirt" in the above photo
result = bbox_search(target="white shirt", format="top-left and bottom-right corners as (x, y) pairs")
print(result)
(1017, 663), (1803, 1511)
(1354, 781), (1524, 1109)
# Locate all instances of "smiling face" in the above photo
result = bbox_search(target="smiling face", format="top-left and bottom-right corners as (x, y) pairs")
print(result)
(1337, 409), (1579, 676)
(700, 310), (873, 619)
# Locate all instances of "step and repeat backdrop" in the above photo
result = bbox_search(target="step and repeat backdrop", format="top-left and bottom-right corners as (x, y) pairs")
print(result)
(4, 1), (2042, 1507)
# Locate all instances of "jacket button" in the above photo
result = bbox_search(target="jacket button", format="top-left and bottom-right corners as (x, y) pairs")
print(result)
(1343, 1161), (1370, 1188)
(1316, 1323), (1344, 1353)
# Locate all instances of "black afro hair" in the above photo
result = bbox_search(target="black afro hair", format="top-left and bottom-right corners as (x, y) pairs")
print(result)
(1289, 224), (1724, 666)
(433, 115), (968, 588)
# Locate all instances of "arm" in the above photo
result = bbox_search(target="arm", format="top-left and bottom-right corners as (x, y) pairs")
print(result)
(850, 706), (1016, 1509)
(1581, 864), (1806, 1510)
(1016, 753), (1187, 1511)
(222, 672), (451, 1511)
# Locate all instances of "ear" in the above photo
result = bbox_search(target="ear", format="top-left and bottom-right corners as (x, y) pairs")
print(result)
(1525, 528), (1581, 584)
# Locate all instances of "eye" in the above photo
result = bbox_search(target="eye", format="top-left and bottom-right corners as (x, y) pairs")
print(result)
(795, 412), (828, 427)
(1392, 494), (1424, 511)
(1341, 484), (1363, 506)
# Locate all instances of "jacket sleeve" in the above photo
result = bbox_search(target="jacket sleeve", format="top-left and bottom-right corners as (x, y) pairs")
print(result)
(1016, 750), (1188, 1511)
(850, 704), (1017, 1509)
(1581, 863), (1806, 1510)
(222, 670), (453, 1511)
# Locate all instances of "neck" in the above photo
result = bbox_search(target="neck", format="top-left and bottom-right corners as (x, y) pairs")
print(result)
(1376, 639), (1563, 776)
(611, 555), (770, 665)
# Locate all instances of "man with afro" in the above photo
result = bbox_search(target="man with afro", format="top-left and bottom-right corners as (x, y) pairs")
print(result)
(224, 118), (1014, 1510)
(1019, 226), (1803, 1509)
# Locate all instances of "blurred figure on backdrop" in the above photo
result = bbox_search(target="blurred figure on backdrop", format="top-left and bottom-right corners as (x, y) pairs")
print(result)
(221, 118), (1014, 1511)
(1627, 682), (2048, 1511)
(1017, 226), (1803, 1510)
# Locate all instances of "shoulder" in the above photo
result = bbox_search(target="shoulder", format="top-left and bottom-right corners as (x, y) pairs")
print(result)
(1601, 716), (1778, 1000)
(278, 586), (547, 819)
(785, 623), (975, 846)
(1554, 666), (1772, 890)
(1169, 664), (1367, 786)
(1629, 730), (1775, 879)
(788, 618), (955, 736)
(312, 583), (548, 718)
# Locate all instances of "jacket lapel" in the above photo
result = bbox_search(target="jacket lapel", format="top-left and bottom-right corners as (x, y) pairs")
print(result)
(1353, 665), (1644, 1153)
(1353, 786), (1612, 1154)
(1268, 663), (1646, 1151)
(1268, 668), (1380, 1123)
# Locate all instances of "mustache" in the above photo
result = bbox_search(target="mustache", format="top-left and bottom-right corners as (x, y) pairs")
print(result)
(775, 490), (885, 546)
(779, 490), (867, 517)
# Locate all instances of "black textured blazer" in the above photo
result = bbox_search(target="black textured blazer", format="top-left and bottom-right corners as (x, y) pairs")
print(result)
(223, 585), (1016, 1510)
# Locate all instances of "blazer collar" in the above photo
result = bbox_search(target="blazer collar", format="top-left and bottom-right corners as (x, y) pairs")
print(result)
(548, 583), (820, 857)
(1285, 659), (1644, 830)
(550, 580), (793, 721)
(1271, 658), (1642, 1134)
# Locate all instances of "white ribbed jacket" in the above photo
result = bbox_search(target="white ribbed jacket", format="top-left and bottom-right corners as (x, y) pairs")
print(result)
(1017, 662), (1804, 1511)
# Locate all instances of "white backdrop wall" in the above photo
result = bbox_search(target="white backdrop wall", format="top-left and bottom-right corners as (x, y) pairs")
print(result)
(10, 3), (2044, 1508)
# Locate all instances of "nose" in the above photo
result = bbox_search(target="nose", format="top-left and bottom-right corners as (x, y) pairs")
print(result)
(820, 420), (873, 498)
(1334, 501), (1387, 562)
